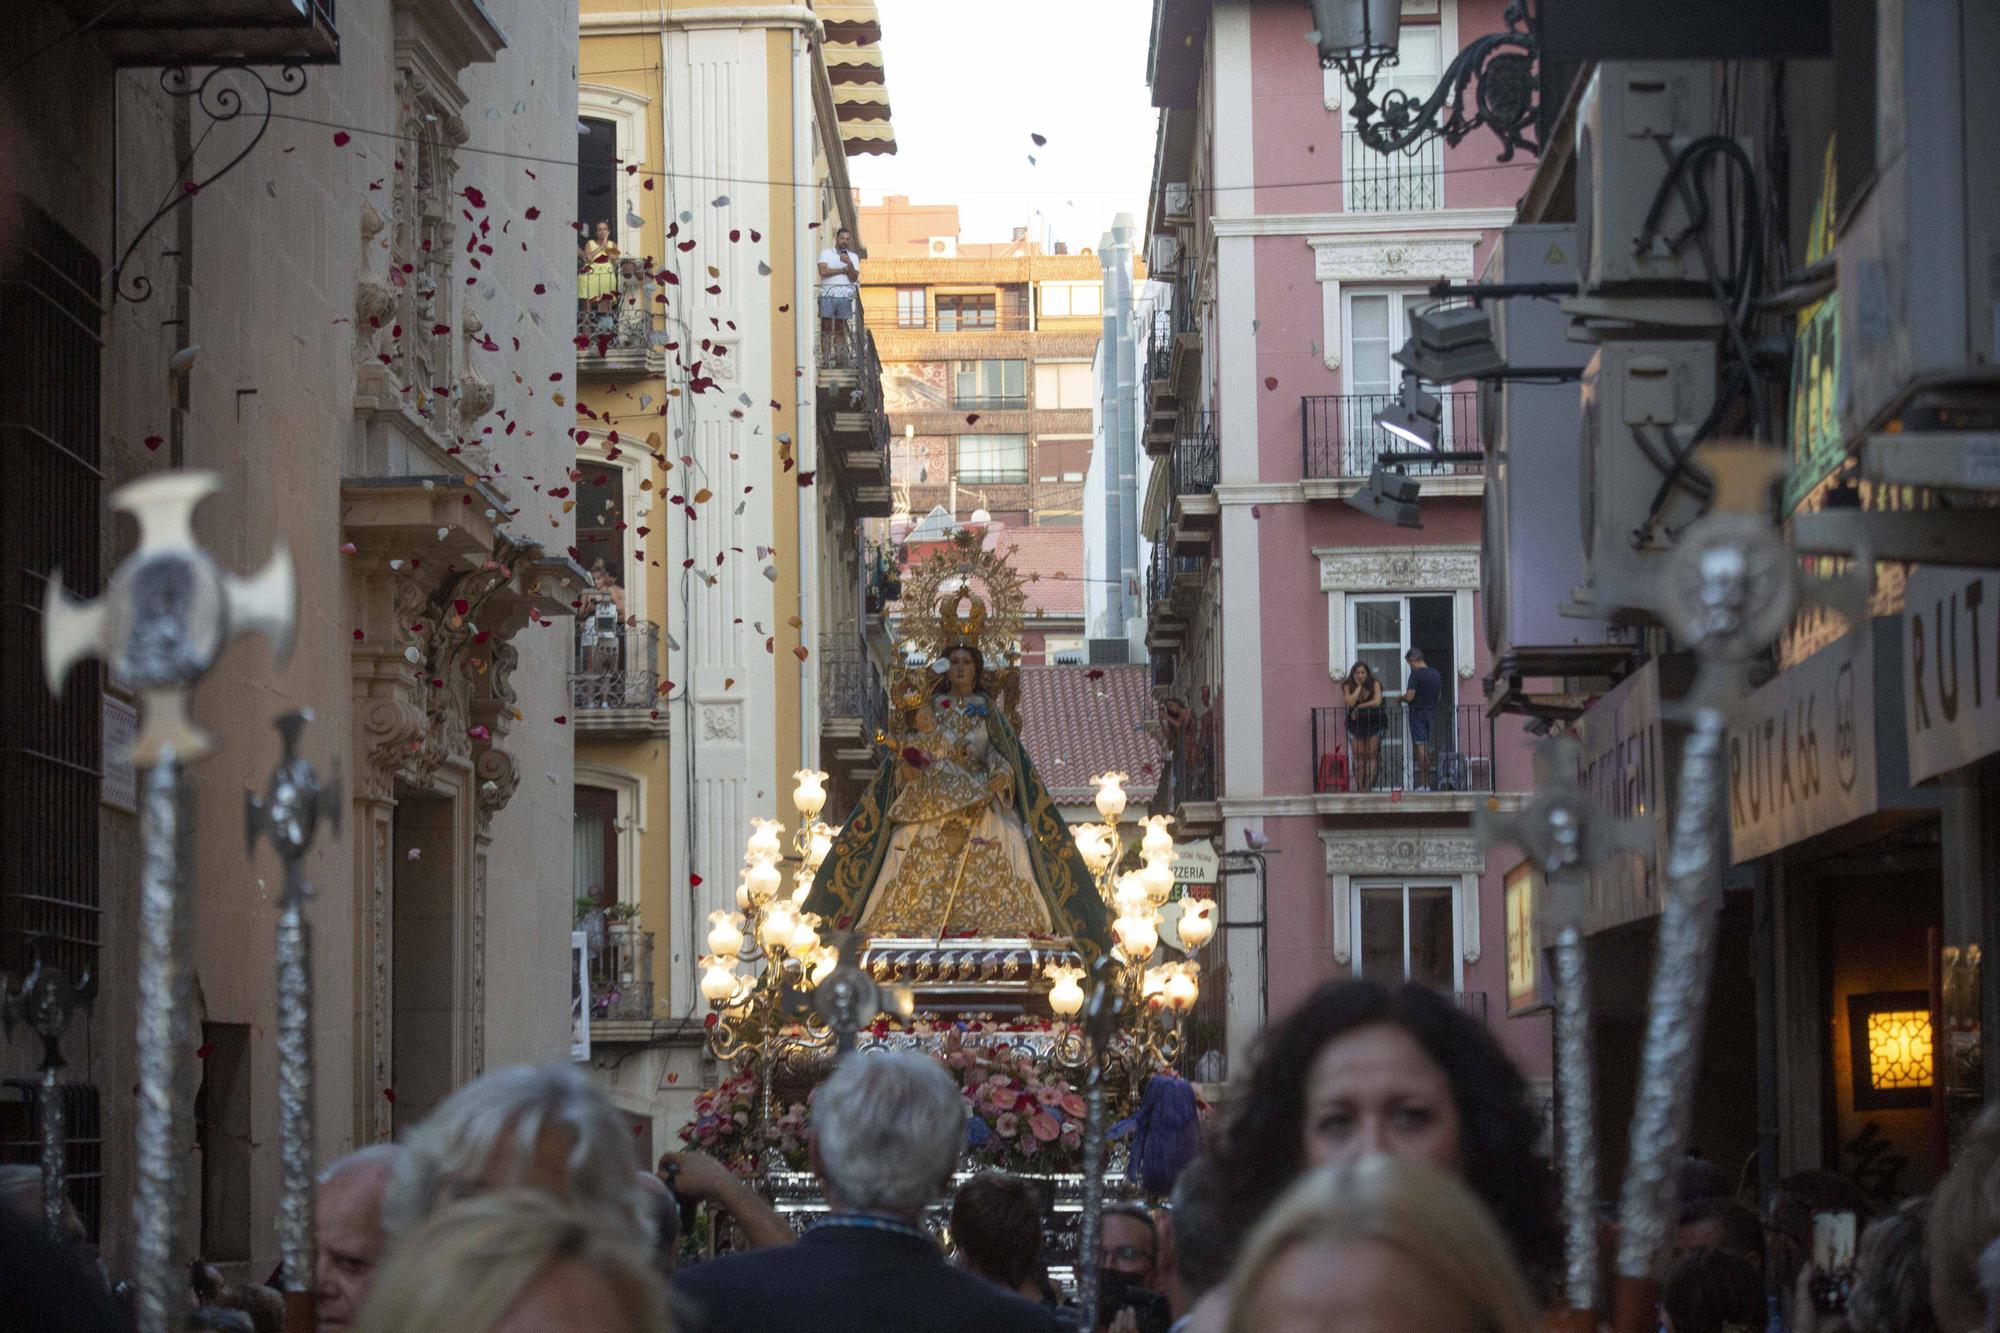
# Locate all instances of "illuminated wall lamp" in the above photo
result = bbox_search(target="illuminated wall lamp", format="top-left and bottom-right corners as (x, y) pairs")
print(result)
(1845, 990), (1933, 1112)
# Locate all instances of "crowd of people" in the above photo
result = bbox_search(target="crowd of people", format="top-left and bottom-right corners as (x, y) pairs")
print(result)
(4, 978), (1999, 1333)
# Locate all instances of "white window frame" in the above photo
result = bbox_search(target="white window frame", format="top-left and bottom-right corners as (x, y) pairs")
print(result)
(1318, 547), (1477, 690)
(1321, 0), (1452, 111)
(574, 445), (648, 625)
(1351, 877), (1463, 990)
(574, 763), (647, 911)
(1321, 829), (1483, 970)
(576, 83), (652, 223)
(958, 434), (1029, 484)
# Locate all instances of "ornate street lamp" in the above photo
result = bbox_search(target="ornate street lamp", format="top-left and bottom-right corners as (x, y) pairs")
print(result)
(1308, 0), (1541, 161)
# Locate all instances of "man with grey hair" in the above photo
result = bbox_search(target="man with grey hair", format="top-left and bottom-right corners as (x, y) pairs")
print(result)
(382, 1063), (648, 1245)
(315, 1144), (401, 1333)
(673, 1050), (1057, 1332)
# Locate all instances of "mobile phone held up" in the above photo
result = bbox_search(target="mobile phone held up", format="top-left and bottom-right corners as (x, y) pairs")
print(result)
(1810, 1209), (1858, 1314)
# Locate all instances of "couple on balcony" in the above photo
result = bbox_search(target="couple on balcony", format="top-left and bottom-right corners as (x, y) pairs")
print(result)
(1343, 647), (1444, 791)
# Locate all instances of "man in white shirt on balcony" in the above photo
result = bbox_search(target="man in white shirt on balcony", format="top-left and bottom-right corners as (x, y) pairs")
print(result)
(816, 225), (860, 352)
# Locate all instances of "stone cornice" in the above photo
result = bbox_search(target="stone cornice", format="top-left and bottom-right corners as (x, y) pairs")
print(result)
(1315, 545), (1480, 592)
(1210, 207), (1517, 239)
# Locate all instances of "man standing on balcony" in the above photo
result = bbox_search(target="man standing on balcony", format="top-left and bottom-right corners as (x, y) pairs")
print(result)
(817, 225), (860, 353)
(1401, 647), (1443, 791)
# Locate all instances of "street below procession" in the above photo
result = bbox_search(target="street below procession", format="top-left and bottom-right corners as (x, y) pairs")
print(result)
(2, 2), (1999, 1333)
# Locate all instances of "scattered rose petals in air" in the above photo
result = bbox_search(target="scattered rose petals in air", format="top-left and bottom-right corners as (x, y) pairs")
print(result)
(525, 206), (540, 220)
(144, 434), (164, 451)
(1264, 376), (1279, 390)
(1032, 132), (1048, 147)
(333, 131), (351, 146)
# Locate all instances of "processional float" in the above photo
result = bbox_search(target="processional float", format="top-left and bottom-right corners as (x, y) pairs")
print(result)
(1490, 445), (1870, 1331)
(695, 531), (1212, 1303)
(41, 472), (307, 1333)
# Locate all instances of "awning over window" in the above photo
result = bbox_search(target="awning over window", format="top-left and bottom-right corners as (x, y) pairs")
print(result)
(816, 1), (896, 156)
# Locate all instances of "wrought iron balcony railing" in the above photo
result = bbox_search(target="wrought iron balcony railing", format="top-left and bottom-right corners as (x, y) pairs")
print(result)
(570, 618), (660, 712)
(576, 256), (661, 362)
(819, 635), (887, 740)
(1145, 309), (1175, 387)
(1341, 129), (1444, 212)
(1310, 703), (1495, 794)
(579, 919), (654, 1022)
(1301, 389), (1482, 480)
(1174, 411), (1218, 496)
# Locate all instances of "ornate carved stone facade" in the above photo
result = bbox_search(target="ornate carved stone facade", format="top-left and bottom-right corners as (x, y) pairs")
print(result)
(1317, 545), (1481, 593)
(1306, 232), (1480, 371)
(1321, 830), (1485, 968)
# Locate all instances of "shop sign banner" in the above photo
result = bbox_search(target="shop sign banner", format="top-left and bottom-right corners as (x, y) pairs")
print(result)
(1579, 660), (1670, 930)
(1903, 565), (2000, 783)
(1170, 839), (1220, 885)
(1728, 622), (1880, 863)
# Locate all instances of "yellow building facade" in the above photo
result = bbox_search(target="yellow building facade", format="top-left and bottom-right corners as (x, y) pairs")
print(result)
(573, 0), (894, 1149)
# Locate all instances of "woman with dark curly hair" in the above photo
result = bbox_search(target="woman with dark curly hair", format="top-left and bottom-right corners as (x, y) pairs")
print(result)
(1208, 980), (1561, 1301)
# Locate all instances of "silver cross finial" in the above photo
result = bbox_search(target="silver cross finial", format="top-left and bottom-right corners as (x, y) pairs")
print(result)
(3, 936), (96, 1075)
(44, 471), (294, 765)
(246, 711), (343, 880)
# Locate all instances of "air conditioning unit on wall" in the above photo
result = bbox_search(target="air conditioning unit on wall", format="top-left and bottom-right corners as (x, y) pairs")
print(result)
(1480, 225), (1604, 661)
(1575, 62), (1729, 293)
(1568, 338), (1716, 621)
(1836, 0), (2000, 440)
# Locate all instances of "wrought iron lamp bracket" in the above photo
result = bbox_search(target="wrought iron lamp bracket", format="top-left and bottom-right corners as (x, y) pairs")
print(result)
(113, 63), (311, 304)
(1321, 0), (1540, 162)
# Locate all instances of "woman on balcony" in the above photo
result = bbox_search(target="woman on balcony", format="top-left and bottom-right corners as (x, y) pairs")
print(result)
(577, 219), (619, 304)
(579, 563), (626, 701)
(1343, 662), (1387, 791)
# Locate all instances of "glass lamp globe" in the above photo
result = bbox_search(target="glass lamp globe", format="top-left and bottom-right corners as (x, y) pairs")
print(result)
(1092, 772), (1129, 821)
(746, 817), (785, 862)
(792, 769), (829, 819)
(1165, 961), (1200, 1011)
(1046, 965), (1086, 1017)
(807, 822), (838, 869)
(1141, 964), (1168, 1003)
(745, 858), (782, 905)
(1115, 914), (1158, 961)
(758, 902), (798, 954)
(1140, 814), (1175, 861)
(808, 945), (839, 987)
(1141, 858), (1175, 905)
(706, 909), (745, 958)
(1178, 899), (1216, 950)
(789, 912), (821, 955)
(699, 955), (738, 1003)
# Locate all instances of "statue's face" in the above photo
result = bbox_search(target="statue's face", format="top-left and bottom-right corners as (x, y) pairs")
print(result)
(946, 648), (978, 695)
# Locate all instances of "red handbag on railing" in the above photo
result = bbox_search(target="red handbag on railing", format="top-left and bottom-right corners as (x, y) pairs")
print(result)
(1317, 748), (1349, 793)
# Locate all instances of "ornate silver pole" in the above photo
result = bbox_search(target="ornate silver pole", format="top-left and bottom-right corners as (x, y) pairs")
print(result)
(43, 472), (294, 1333)
(247, 712), (340, 1326)
(1074, 958), (1124, 1332)
(1480, 737), (1650, 1325)
(4, 936), (96, 1241)
(1597, 448), (1795, 1333)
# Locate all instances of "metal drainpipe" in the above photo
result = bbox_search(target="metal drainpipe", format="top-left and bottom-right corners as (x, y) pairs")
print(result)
(792, 26), (818, 769)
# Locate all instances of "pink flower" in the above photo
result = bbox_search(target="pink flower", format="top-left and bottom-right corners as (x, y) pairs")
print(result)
(995, 1113), (1019, 1138)
(1019, 1135), (1041, 1157)
(987, 1086), (1020, 1111)
(1060, 1092), (1086, 1117)
(1029, 1111), (1060, 1142)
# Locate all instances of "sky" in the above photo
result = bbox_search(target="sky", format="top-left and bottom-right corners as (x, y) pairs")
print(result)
(845, 0), (1161, 249)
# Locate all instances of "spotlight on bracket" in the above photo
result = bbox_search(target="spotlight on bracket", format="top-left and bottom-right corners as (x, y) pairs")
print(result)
(1344, 465), (1422, 528)
(1392, 304), (1505, 383)
(1372, 372), (1441, 450)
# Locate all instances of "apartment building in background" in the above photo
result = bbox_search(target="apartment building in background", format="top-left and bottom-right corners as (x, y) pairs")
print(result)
(857, 197), (1122, 534)
(1140, 0), (1546, 1090)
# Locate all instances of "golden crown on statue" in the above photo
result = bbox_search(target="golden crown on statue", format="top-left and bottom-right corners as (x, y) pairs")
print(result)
(938, 588), (988, 649)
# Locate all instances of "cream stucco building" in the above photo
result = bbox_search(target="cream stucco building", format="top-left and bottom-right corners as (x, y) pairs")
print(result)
(4, 0), (585, 1281)
(570, 0), (896, 1151)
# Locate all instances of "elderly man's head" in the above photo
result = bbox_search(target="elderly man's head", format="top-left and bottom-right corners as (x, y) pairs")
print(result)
(809, 1050), (966, 1220)
(383, 1064), (646, 1241)
(315, 1145), (401, 1332)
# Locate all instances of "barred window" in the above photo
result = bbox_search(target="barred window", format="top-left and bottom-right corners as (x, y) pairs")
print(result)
(0, 199), (104, 985)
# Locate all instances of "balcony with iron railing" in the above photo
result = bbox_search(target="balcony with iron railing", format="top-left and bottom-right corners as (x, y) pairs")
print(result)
(1173, 411), (1218, 497)
(1145, 309), (1175, 390)
(818, 306), (894, 517)
(1341, 130), (1444, 213)
(819, 634), (888, 785)
(1310, 703), (1496, 798)
(1300, 389), (1483, 482)
(576, 257), (665, 373)
(570, 618), (664, 731)
(578, 917), (654, 1022)
(71, 0), (341, 65)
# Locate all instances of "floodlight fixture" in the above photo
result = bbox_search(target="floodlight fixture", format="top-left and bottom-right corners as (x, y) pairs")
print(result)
(1392, 304), (1506, 383)
(1344, 465), (1423, 529)
(1372, 373), (1442, 450)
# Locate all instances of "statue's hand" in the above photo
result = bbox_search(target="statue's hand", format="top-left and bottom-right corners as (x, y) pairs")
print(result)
(987, 769), (1014, 808)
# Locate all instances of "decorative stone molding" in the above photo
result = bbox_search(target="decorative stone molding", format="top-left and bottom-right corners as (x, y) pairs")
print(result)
(1322, 830), (1484, 969)
(701, 703), (742, 743)
(1323, 830), (1485, 875)
(1307, 232), (1480, 370)
(1317, 545), (1480, 593)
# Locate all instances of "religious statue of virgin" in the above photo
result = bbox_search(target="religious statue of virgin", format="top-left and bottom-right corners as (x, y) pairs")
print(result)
(803, 536), (1111, 958)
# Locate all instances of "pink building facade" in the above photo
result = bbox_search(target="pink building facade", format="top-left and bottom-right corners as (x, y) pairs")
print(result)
(1142, 0), (1548, 1088)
